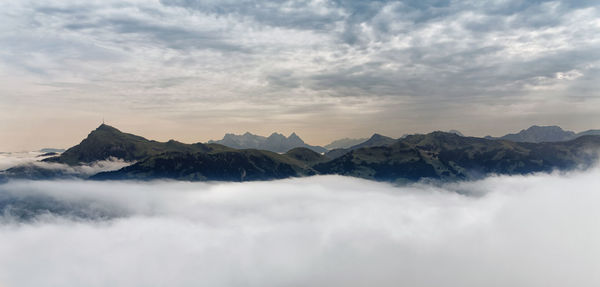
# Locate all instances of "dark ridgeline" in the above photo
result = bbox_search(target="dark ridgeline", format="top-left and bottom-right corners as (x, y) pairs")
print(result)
(314, 132), (600, 182)
(8, 124), (600, 183)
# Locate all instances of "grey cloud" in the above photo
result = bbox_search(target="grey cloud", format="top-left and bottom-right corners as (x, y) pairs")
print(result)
(48, 10), (248, 53)
(0, 0), (599, 149)
(101, 18), (248, 52)
(34, 5), (95, 16)
(160, 0), (346, 31)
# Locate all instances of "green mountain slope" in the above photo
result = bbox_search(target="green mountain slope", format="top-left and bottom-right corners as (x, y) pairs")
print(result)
(43, 124), (228, 165)
(284, 147), (329, 166)
(92, 149), (317, 181)
(314, 132), (600, 182)
(20, 125), (600, 183)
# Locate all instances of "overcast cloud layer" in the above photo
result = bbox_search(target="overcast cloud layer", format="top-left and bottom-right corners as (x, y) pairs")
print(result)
(1, 0), (599, 150)
(1, 169), (599, 286)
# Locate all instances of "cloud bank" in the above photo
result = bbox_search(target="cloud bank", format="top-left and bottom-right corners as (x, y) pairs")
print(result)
(0, 152), (131, 181)
(1, 169), (599, 286)
(0, 152), (46, 170)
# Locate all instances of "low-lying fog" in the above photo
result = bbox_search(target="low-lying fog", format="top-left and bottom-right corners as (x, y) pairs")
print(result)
(0, 151), (130, 179)
(1, 166), (599, 287)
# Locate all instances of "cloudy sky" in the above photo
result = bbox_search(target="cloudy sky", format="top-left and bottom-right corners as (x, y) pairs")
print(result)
(1, 0), (599, 151)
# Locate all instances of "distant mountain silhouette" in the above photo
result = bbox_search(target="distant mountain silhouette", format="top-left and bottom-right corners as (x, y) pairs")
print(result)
(326, 133), (396, 159)
(577, 129), (600, 137)
(486, 125), (600, 143)
(208, 132), (326, 153)
(324, 138), (368, 150)
(447, 130), (464, 136)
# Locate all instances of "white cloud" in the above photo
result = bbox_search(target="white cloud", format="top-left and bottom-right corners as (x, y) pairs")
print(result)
(0, 152), (45, 170)
(0, 168), (599, 286)
(0, 152), (131, 177)
(556, 69), (583, 80)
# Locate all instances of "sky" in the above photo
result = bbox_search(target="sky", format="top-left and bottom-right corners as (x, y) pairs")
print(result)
(1, 168), (600, 286)
(1, 0), (599, 151)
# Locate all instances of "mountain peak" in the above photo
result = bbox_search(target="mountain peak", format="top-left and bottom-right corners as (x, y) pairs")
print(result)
(44, 125), (211, 165)
(496, 125), (576, 143)
(288, 132), (303, 141)
(94, 124), (121, 133)
(525, 125), (564, 132)
(345, 133), (395, 150)
(210, 131), (325, 153)
(268, 132), (286, 139)
(430, 131), (460, 137)
(447, 130), (464, 136)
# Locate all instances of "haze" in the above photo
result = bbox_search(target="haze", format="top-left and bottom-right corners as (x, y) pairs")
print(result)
(1, 0), (600, 151)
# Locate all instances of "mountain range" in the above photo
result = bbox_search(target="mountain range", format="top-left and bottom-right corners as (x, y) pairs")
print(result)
(315, 132), (600, 182)
(486, 125), (600, 143)
(208, 132), (327, 153)
(3, 124), (598, 183)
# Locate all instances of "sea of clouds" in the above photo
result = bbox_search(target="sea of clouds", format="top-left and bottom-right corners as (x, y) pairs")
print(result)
(0, 165), (599, 286)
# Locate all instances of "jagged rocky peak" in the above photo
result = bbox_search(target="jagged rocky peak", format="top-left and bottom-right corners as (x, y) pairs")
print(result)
(209, 131), (327, 153)
(268, 132), (286, 139)
(287, 132), (305, 145)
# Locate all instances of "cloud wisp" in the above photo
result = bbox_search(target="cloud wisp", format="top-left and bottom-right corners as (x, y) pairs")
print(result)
(0, 152), (131, 181)
(1, 168), (599, 286)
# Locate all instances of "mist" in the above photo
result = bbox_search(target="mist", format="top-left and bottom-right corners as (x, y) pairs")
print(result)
(0, 152), (131, 179)
(0, 167), (599, 287)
